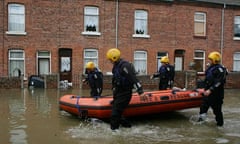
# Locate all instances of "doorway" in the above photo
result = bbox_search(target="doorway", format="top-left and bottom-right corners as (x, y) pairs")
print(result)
(174, 50), (185, 71)
(59, 48), (72, 83)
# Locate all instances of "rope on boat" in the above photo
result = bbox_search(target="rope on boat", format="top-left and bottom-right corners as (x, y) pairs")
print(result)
(75, 96), (82, 118)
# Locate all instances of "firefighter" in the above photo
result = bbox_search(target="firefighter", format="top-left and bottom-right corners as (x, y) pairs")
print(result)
(198, 51), (228, 127)
(83, 61), (103, 100)
(150, 56), (175, 90)
(106, 48), (147, 130)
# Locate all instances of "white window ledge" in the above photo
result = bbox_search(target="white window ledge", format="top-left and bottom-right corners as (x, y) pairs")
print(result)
(132, 34), (150, 38)
(6, 31), (27, 35)
(81, 31), (101, 36)
(233, 37), (240, 40)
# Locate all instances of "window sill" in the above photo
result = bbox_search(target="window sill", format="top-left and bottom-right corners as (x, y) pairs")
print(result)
(233, 37), (240, 40)
(132, 34), (150, 38)
(6, 31), (27, 35)
(81, 31), (101, 36)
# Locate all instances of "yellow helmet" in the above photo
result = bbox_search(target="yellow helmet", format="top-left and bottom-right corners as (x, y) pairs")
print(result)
(160, 56), (169, 63)
(85, 61), (95, 70)
(106, 48), (121, 62)
(208, 51), (221, 64)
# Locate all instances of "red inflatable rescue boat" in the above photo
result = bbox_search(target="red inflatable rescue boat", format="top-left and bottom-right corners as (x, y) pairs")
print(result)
(59, 88), (204, 119)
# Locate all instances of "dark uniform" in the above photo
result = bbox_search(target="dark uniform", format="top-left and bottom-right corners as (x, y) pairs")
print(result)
(199, 64), (227, 126)
(84, 68), (103, 99)
(152, 64), (175, 90)
(111, 59), (144, 130)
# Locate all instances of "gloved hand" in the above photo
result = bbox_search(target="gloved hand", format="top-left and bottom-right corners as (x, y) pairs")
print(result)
(139, 93), (148, 101)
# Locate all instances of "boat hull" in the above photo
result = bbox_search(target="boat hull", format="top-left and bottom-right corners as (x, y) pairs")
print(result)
(59, 89), (204, 119)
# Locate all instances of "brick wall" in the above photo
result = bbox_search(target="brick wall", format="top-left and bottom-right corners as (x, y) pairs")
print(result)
(1, 0), (240, 84)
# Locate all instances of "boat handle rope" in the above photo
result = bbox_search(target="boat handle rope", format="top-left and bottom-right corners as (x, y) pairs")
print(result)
(75, 96), (83, 118)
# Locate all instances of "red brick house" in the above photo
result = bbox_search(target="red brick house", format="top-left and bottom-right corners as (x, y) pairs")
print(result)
(0, 0), (240, 88)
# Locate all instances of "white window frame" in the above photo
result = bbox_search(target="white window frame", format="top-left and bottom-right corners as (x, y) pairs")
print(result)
(134, 51), (147, 75)
(83, 49), (98, 72)
(8, 49), (25, 78)
(6, 4), (26, 35)
(193, 50), (205, 72)
(233, 52), (240, 71)
(82, 6), (101, 36)
(194, 12), (206, 37)
(133, 10), (150, 38)
(234, 16), (240, 40)
(37, 51), (51, 75)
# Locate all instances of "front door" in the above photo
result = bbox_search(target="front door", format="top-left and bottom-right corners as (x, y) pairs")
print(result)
(59, 48), (72, 82)
(174, 50), (185, 71)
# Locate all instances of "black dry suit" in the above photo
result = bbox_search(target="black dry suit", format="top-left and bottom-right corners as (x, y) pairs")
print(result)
(85, 68), (103, 98)
(153, 64), (175, 90)
(111, 59), (144, 130)
(199, 64), (227, 126)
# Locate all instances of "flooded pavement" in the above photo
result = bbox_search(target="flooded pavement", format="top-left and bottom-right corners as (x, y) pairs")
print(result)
(0, 88), (239, 144)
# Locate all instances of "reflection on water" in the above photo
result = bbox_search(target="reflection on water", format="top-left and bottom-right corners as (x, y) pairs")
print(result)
(0, 89), (240, 144)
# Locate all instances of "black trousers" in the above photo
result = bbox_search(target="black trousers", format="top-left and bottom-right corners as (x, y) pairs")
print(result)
(199, 96), (224, 126)
(110, 89), (132, 130)
(159, 79), (169, 90)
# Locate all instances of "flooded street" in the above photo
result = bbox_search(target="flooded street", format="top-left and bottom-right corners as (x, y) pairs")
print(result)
(0, 88), (239, 144)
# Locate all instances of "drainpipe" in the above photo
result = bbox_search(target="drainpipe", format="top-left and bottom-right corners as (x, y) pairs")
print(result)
(220, 3), (226, 64)
(115, 0), (119, 48)
(2, 0), (4, 76)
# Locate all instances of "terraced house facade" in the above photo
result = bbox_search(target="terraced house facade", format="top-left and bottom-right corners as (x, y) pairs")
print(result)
(0, 0), (240, 88)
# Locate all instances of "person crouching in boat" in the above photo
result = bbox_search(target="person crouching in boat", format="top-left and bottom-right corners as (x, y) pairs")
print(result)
(150, 56), (175, 90)
(106, 48), (147, 131)
(83, 61), (103, 100)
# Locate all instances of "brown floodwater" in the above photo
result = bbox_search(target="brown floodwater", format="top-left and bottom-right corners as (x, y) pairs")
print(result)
(0, 88), (239, 144)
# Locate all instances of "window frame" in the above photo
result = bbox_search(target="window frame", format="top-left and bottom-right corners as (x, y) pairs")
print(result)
(193, 50), (205, 72)
(234, 16), (240, 40)
(8, 49), (25, 78)
(194, 12), (206, 37)
(83, 49), (99, 72)
(6, 3), (26, 35)
(37, 51), (51, 75)
(132, 10), (150, 38)
(233, 52), (240, 72)
(81, 6), (101, 36)
(134, 50), (147, 75)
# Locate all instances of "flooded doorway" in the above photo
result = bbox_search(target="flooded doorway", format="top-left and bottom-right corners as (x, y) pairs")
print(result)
(59, 48), (72, 85)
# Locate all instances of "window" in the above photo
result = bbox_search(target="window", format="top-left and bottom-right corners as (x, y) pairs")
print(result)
(233, 52), (240, 71)
(82, 6), (100, 35)
(7, 4), (26, 35)
(193, 50), (205, 72)
(133, 10), (149, 38)
(37, 51), (51, 75)
(234, 16), (240, 40)
(194, 12), (206, 37)
(9, 50), (25, 77)
(83, 49), (98, 71)
(134, 51), (147, 75)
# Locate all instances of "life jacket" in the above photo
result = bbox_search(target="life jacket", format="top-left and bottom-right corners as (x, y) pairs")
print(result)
(159, 64), (175, 80)
(88, 68), (103, 86)
(205, 64), (227, 87)
(112, 60), (134, 87)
